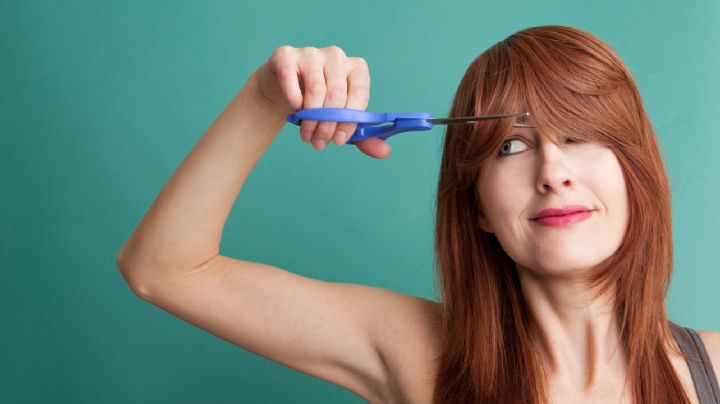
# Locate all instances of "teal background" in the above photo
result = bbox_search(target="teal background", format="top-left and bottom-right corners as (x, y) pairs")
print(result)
(2, 0), (718, 402)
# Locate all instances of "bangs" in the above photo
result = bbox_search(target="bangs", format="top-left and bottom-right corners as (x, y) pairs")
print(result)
(434, 25), (677, 404)
(446, 26), (641, 176)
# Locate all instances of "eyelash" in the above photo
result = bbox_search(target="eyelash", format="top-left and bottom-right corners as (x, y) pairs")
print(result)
(497, 136), (580, 157)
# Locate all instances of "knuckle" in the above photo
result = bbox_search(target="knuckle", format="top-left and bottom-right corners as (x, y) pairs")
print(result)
(325, 45), (346, 59)
(301, 46), (320, 57)
(326, 85), (347, 101)
(276, 67), (296, 87)
(275, 45), (294, 55)
(271, 45), (294, 62)
(306, 77), (326, 94)
(327, 45), (345, 54)
(352, 57), (369, 71)
(276, 66), (294, 80)
(317, 128), (334, 139)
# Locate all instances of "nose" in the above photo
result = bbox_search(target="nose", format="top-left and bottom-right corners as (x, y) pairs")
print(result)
(535, 142), (574, 195)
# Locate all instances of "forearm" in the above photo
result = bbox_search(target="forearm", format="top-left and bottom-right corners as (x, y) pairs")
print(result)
(118, 71), (287, 284)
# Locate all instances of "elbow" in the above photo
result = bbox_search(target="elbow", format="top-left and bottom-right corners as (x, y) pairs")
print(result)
(116, 250), (155, 300)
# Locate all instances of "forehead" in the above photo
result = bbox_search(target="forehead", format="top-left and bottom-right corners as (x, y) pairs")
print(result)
(513, 112), (536, 128)
(508, 113), (562, 144)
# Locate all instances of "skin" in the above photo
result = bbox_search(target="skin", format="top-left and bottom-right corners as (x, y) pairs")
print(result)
(476, 118), (630, 277)
(252, 45), (391, 158)
(476, 117), (634, 400)
(118, 45), (720, 403)
(475, 115), (718, 402)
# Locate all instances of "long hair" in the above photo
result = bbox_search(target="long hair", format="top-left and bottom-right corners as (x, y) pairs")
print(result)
(432, 25), (686, 403)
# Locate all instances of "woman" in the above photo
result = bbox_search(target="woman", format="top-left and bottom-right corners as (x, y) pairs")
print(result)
(117, 25), (720, 403)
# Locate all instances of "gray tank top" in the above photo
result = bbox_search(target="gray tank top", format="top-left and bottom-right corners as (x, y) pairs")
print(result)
(670, 322), (720, 403)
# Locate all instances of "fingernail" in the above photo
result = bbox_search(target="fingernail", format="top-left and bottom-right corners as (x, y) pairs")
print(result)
(313, 138), (325, 150)
(301, 132), (311, 143)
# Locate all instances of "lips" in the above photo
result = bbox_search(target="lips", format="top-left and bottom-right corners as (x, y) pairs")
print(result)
(530, 205), (595, 227)
(531, 205), (593, 220)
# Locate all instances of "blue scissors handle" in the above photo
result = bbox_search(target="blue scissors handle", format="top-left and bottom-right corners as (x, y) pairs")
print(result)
(286, 108), (433, 145)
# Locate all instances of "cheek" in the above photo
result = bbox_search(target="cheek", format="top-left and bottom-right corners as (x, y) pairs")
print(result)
(478, 166), (535, 265)
(584, 149), (628, 211)
(478, 164), (533, 228)
(600, 151), (629, 228)
(577, 148), (630, 242)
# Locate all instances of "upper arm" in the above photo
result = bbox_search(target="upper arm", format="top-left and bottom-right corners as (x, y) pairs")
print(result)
(698, 330), (720, 385)
(122, 255), (419, 402)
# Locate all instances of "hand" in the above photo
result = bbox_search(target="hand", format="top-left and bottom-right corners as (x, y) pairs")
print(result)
(250, 45), (391, 159)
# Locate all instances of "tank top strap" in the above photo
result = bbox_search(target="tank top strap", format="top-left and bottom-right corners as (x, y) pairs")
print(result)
(670, 321), (720, 404)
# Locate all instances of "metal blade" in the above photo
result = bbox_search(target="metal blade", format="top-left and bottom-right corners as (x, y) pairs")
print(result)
(427, 112), (530, 125)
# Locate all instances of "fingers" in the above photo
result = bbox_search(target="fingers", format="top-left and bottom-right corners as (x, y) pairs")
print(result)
(275, 45), (389, 157)
(342, 57), (391, 158)
(271, 46), (303, 111)
(298, 58), (327, 145)
(355, 137), (392, 160)
(308, 47), (349, 150)
(276, 66), (303, 112)
(332, 57), (370, 146)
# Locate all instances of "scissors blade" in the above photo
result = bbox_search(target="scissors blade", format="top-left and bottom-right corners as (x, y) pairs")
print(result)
(427, 112), (530, 125)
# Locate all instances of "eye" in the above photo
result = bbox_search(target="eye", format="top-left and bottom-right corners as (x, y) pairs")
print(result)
(497, 138), (528, 157)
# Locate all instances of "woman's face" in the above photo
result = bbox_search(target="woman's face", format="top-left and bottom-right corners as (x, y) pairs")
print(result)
(476, 115), (630, 276)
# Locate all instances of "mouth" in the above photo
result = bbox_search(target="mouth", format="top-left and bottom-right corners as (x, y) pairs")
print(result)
(530, 208), (596, 227)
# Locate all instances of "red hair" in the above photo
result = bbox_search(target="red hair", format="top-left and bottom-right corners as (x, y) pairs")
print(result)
(432, 25), (687, 403)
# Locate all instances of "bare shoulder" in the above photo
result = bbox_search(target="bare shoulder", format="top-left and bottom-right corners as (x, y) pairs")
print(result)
(698, 329), (720, 381)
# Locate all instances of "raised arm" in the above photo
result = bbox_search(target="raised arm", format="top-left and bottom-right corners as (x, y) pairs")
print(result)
(116, 46), (439, 402)
(116, 46), (389, 286)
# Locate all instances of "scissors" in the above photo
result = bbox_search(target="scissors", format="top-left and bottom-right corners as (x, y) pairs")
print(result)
(286, 108), (532, 145)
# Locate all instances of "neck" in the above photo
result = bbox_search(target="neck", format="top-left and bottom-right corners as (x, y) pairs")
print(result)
(517, 266), (627, 390)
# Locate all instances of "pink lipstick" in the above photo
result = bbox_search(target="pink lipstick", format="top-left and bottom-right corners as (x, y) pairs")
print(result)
(531, 206), (594, 227)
